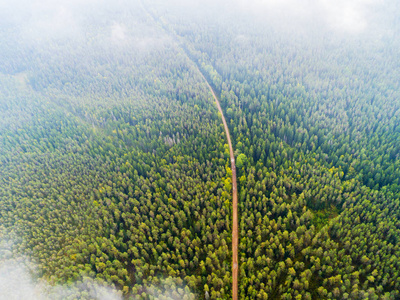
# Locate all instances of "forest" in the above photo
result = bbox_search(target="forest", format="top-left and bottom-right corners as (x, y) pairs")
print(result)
(0, 0), (400, 299)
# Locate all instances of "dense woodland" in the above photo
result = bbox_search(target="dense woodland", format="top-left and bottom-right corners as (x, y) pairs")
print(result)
(1, 0), (400, 299)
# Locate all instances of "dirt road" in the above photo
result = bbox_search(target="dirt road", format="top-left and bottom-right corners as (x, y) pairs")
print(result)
(139, 3), (239, 298)
(197, 73), (239, 300)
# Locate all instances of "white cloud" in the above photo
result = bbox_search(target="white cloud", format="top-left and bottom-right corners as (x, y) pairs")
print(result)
(319, 0), (379, 33)
(233, 0), (385, 34)
(0, 257), (123, 300)
(0, 261), (41, 300)
(111, 23), (127, 43)
(0, 238), (122, 300)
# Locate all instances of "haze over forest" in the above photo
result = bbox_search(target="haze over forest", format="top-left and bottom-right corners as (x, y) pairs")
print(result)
(0, 0), (399, 299)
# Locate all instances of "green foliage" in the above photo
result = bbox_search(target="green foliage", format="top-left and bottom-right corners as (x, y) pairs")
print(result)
(310, 206), (339, 232)
(1, 1), (400, 300)
(236, 154), (248, 170)
(155, 2), (400, 299)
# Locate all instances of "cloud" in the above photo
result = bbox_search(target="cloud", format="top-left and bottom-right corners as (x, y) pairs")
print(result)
(232, 0), (385, 34)
(0, 260), (40, 300)
(111, 23), (127, 43)
(0, 259), (123, 300)
(0, 237), (196, 300)
(0, 0), (113, 45)
(0, 258), (123, 300)
(24, 4), (80, 41)
(0, 0), (83, 44)
(319, 0), (379, 33)
(0, 238), (122, 300)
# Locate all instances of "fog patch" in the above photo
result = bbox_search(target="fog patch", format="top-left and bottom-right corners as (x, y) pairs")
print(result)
(319, 0), (378, 34)
(24, 4), (80, 42)
(0, 259), (40, 300)
(0, 0), (84, 43)
(0, 239), (122, 300)
(111, 23), (128, 45)
(233, 0), (386, 34)
(0, 260), (123, 300)
(234, 34), (249, 45)
(0, 237), (196, 299)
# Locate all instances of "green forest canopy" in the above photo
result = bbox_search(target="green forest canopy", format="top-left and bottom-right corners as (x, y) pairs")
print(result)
(0, 0), (400, 299)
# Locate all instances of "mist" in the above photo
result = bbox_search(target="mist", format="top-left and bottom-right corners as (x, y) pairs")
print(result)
(1, 0), (399, 299)
(0, 0), (397, 64)
(0, 255), (194, 300)
(233, 0), (386, 34)
(0, 238), (122, 300)
(1, 0), (396, 42)
(0, 238), (195, 300)
(146, 0), (397, 35)
(0, 261), (122, 300)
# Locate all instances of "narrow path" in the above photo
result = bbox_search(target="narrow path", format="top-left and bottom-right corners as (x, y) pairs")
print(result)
(139, 2), (238, 298)
(196, 72), (238, 300)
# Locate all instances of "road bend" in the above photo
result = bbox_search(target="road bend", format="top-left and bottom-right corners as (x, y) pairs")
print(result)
(196, 72), (238, 300)
(139, 2), (239, 299)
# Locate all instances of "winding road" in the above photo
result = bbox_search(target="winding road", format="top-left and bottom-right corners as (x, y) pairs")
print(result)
(139, 2), (239, 298)
(197, 72), (239, 300)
